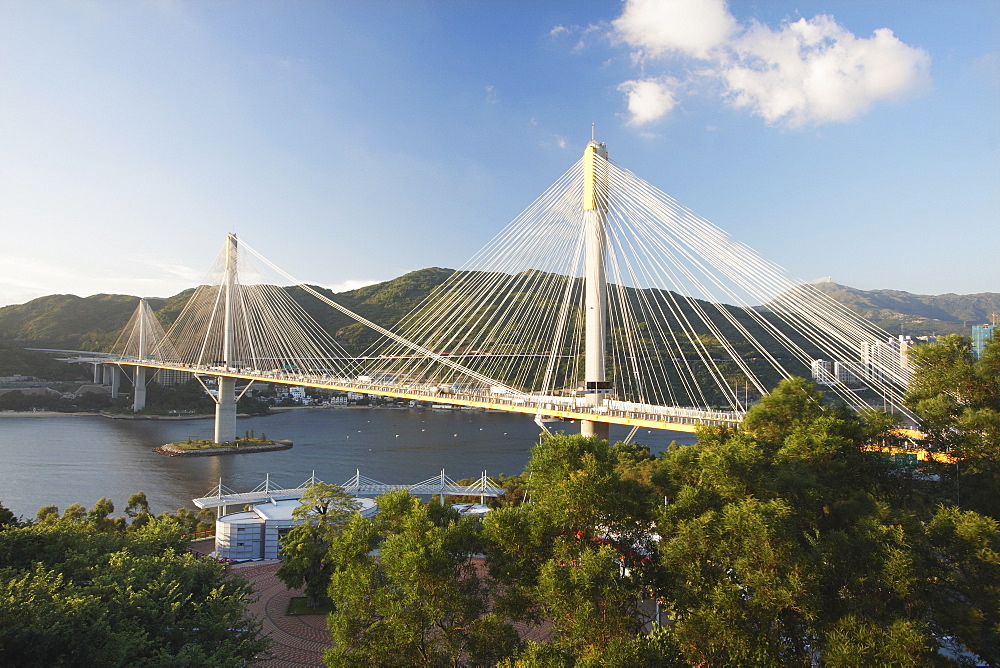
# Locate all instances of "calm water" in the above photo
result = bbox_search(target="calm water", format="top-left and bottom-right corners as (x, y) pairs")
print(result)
(0, 407), (696, 520)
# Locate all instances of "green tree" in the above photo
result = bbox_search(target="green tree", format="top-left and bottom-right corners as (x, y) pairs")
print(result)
(918, 506), (1000, 663)
(325, 490), (521, 665)
(906, 333), (1000, 516)
(483, 434), (658, 660)
(276, 482), (359, 607)
(124, 491), (154, 528)
(647, 377), (999, 665)
(35, 504), (59, 523)
(88, 496), (125, 532)
(0, 510), (269, 664)
(0, 502), (20, 528)
(162, 505), (217, 532)
(61, 502), (87, 522)
(741, 374), (825, 444)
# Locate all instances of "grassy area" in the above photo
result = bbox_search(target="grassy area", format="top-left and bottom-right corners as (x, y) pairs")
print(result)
(286, 597), (334, 615)
(170, 437), (275, 450)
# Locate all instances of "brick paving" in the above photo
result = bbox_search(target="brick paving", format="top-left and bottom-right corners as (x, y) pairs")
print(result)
(232, 558), (554, 667)
(235, 561), (329, 667)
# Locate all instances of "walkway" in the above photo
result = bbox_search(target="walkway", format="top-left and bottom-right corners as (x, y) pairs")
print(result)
(235, 561), (328, 667)
(232, 558), (552, 666)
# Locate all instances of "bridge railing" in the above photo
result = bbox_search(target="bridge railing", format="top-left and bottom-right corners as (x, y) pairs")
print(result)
(115, 356), (745, 427)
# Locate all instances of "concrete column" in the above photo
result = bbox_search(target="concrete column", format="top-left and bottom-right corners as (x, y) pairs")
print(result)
(110, 366), (121, 399)
(134, 297), (149, 412)
(214, 234), (239, 444)
(581, 140), (610, 441)
(214, 376), (237, 443)
(102, 364), (112, 385)
(93, 363), (102, 384)
(133, 367), (146, 412)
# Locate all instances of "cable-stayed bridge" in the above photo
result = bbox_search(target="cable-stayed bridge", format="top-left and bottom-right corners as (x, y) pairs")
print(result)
(105, 140), (915, 443)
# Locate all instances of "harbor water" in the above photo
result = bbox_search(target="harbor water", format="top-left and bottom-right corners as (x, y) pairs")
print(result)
(0, 406), (696, 520)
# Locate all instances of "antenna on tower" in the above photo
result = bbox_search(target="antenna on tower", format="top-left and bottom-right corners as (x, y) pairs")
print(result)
(591, 123), (595, 142)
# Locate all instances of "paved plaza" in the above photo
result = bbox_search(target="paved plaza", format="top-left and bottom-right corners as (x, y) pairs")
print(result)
(236, 561), (328, 667)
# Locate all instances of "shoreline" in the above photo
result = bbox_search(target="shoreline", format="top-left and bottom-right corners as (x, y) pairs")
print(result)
(103, 412), (221, 421)
(154, 439), (293, 457)
(0, 410), (103, 418)
(1, 404), (420, 419)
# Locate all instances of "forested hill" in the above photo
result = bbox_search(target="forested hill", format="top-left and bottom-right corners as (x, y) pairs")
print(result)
(0, 293), (164, 351)
(0, 269), (457, 350)
(810, 282), (999, 336)
(1, 271), (994, 352)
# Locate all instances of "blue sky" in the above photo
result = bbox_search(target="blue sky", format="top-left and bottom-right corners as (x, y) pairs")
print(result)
(1, 0), (997, 308)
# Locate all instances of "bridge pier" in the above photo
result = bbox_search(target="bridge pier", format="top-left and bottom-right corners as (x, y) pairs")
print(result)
(133, 366), (146, 412)
(93, 363), (102, 384)
(110, 366), (120, 398)
(214, 376), (237, 444)
(581, 419), (609, 441)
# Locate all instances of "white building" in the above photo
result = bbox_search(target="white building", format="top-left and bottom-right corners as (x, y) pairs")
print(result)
(834, 361), (860, 385)
(215, 496), (377, 561)
(810, 359), (835, 386)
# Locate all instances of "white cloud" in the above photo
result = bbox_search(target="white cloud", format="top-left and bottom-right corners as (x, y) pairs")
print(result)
(548, 22), (604, 54)
(138, 257), (205, 285)
(618, 78), (679, 125)
(722, 16), (931, 127)
(614, 0), (736, 59)
(538, 134), (569, 150)
(610, 0), (930, 128)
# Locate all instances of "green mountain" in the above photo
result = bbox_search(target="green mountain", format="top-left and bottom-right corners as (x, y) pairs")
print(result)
(810, 282), (999, 336)
(0, 269), (457, 351)
(284, 267), (456, 351)
(0, 293), (166, 351)
(1, 273), (993, 365)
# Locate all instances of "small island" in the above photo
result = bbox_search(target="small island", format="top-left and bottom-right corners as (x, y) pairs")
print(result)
(155, 432), (292, 457)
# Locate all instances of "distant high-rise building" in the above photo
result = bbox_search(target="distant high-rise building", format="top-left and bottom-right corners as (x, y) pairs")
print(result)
(859, 337), (914, 387)
(972, 324), (997, 359)
(834, 361), (859, 385)
(811, 359), (835, 386)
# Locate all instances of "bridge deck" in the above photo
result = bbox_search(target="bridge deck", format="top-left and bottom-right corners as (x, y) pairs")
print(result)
(118, 359), (744, 433)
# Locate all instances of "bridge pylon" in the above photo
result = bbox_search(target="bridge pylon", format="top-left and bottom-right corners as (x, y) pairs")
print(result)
(214, 234), (238, 444)
(133, 298), (148, 412)
(581, 140), (610, 441)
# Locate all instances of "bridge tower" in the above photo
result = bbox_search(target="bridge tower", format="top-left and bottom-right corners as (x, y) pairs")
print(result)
(581, 140), (610, 440)
(214, 234), (238, 444)
(132, 297), (147, 412)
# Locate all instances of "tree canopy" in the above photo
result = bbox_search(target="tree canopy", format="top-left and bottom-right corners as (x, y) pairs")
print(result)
(906, 332), (1000, 517)
(0, 497), (269, 665)
(247, 377), (1000, 665)
(277, 482), (361, 607)
(324, 490), (521, 665)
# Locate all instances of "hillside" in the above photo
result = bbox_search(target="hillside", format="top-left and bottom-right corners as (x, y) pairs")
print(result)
(1, 273), (993, 355)
(0, 269), (457, 351)
(0, 293), (169, 351)
(810, 282), (999, 336)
